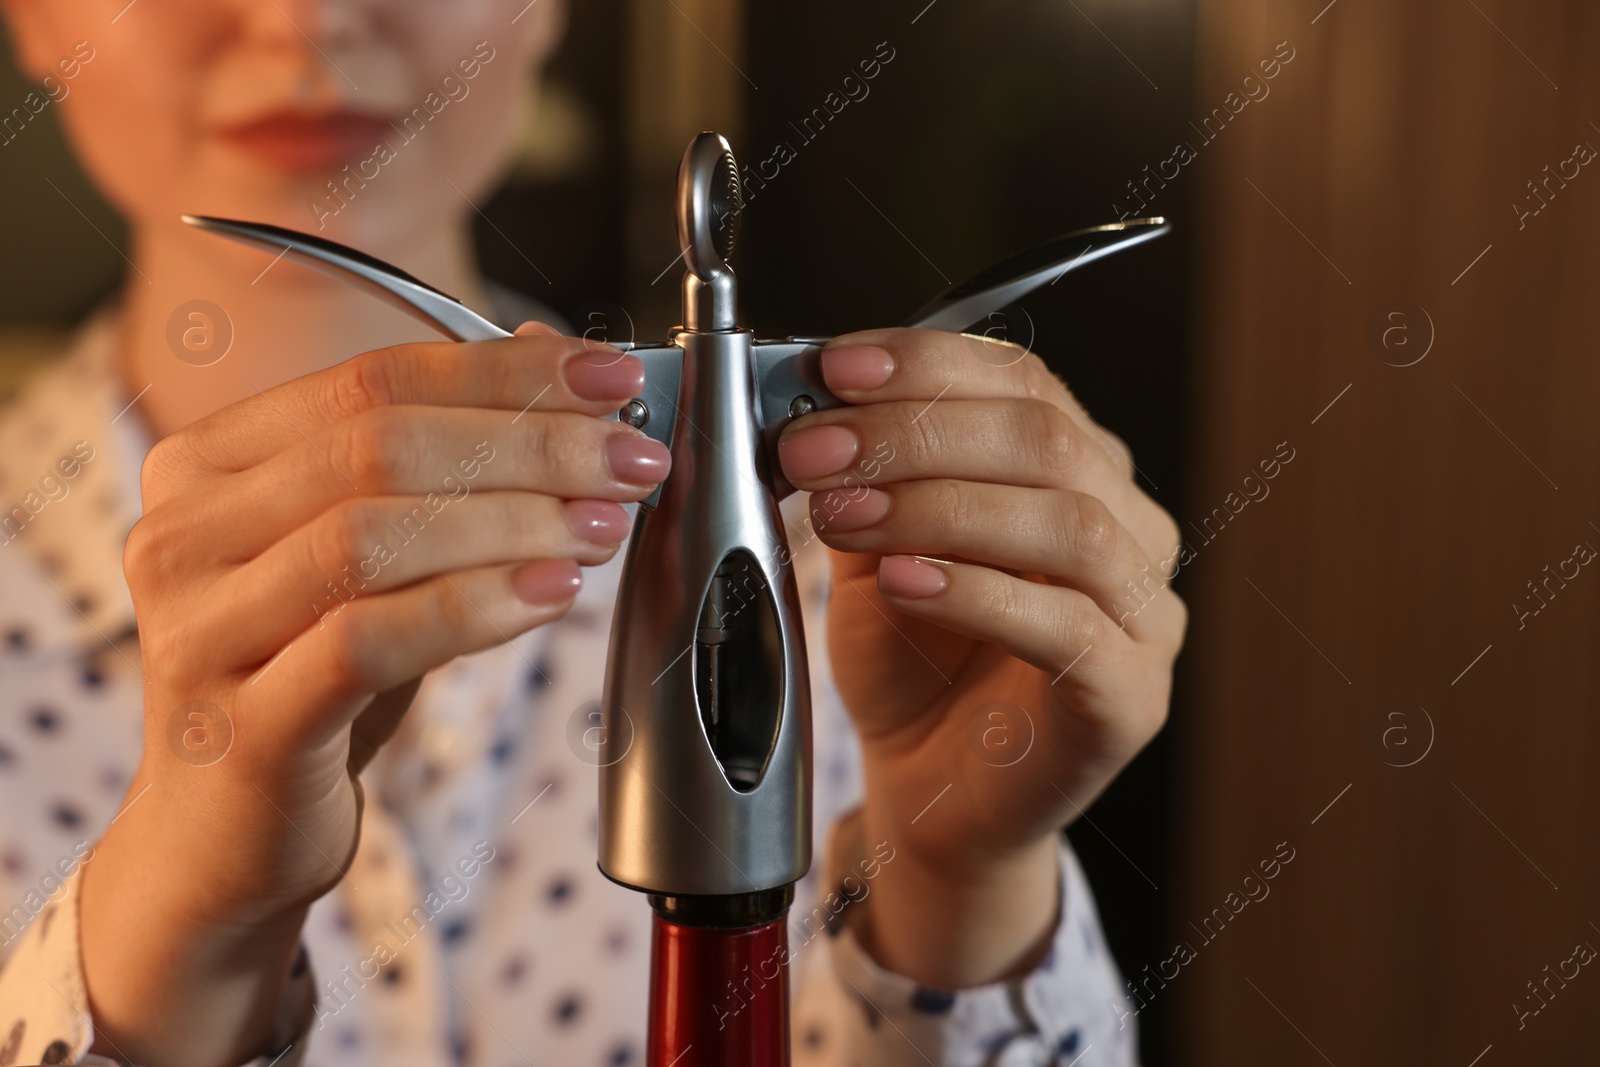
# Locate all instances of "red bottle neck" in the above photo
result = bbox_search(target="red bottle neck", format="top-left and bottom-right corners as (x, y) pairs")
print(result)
(647, 902), (791, 1067)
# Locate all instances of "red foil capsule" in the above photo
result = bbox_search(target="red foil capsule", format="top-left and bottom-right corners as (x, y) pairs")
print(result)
(647, 910), (791, 1066)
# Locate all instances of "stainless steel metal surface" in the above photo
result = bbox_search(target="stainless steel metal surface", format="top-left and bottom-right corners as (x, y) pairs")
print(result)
(904, 217), (1170, 332)
(182, 214), (514, 343)
(676, 132), (741, 332)
(599, 133), (812, 895)
(598, 326), (813, 894)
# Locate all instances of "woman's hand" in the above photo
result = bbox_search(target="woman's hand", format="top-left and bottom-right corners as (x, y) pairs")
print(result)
(776, 328), (1186, 989)
(81, 326), (667, 1066)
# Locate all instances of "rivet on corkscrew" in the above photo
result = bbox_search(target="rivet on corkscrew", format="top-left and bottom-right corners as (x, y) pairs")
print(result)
(621, 398), (650, 429)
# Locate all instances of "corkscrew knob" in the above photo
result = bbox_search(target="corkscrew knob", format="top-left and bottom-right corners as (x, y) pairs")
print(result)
(677, 132), (742, 331)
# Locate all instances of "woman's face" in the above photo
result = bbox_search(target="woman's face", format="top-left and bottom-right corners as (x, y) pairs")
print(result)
(2, 0), (565, 252)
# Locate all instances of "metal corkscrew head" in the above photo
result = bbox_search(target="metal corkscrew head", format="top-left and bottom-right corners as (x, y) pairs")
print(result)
(678, 132), (741, 331)
(600, 134), (814, 899)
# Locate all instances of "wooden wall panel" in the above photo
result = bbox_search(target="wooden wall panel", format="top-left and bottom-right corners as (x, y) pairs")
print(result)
(1175, 0), (1600, 1062)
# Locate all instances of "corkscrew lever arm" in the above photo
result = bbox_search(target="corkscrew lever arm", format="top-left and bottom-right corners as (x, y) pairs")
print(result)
(182, 196), (1169, 462)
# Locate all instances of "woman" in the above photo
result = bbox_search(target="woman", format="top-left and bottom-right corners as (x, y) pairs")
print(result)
(0, 1), (1186, 1064)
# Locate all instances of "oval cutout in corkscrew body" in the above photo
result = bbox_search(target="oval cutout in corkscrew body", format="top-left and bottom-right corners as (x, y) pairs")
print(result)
(694, 549), (785, 793)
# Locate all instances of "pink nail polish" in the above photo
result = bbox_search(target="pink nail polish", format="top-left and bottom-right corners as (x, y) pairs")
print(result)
(565, 350), (645, 401)
(813, 488), (891, 533)
(820, 345), (895, 391)
(564, 499), (631, 544)
(510, 558), (583, 604)
(878, 555), (949, 599)
(606, 433), (672, 484)
(778, 424), (859, 482)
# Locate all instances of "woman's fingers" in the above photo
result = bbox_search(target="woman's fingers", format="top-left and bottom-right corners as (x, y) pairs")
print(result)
(247, 561), (582, 753)
(813, 328), (1129, 467)
(780, 396), (1122, 493)
(803, 479), (1184, 645)
(141, 333), (644, 502)
(780, 396), (1178, 569)
(872, 556), (1160, 732)
(201, 492), (628, 668)
(163, 407), (668, 563)
(817, 328), (1064, 408)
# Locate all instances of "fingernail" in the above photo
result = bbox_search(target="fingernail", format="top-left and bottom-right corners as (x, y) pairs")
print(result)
(564, 499), (631, 544)
(878, 555), (949, 599)
(813, 488), (891, 533)
(514, 320), (561, 337)
(778, 424), (859, 482)
(821, 345), (895, 391)
(606, 433), (672, 484)
(565, 349), (645, 401)
(511, 558), (583, 604)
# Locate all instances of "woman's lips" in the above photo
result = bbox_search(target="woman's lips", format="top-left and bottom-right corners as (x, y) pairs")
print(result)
(217, 110), (398, 173)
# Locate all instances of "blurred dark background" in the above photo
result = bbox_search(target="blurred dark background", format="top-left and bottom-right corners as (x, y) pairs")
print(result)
(7, 0), (1599, 1062)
